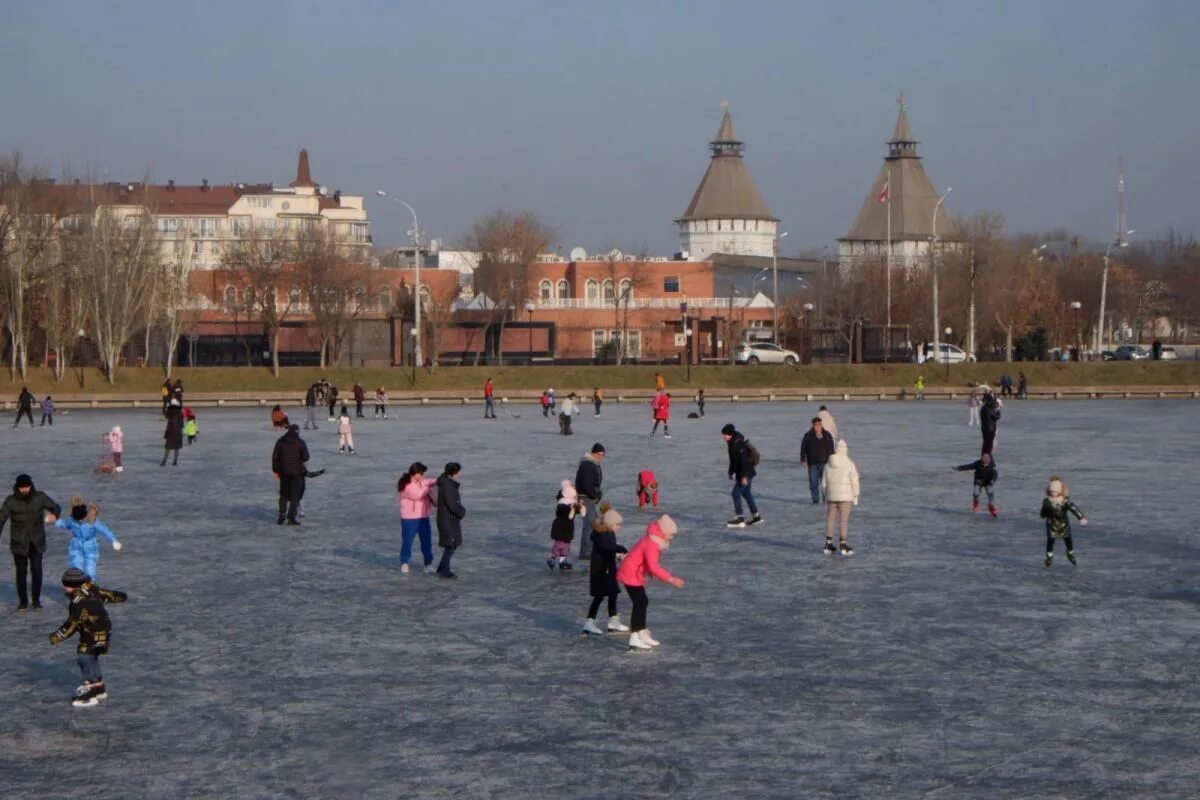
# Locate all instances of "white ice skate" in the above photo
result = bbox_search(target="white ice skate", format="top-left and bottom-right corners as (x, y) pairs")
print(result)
(607, 614), (630, 633)
(400, 563), (410, 574)
(640, 629), (661, 647)
(581, 619), (604, 636)
(628, 631), (652, 652)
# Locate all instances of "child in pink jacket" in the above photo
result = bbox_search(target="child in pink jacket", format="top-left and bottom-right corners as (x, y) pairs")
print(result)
(398, 462), (437, 573)
(107, 426), (124, 473)
(636, 469), (659, 509)
(337, 406), (356, 454)
(617, 514), (685, 651)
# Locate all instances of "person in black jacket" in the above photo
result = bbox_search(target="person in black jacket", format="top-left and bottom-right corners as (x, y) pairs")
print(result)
(954, 452), (999, 516)
(800, 417), (837, 504)
(581, 505), (629, 635)
(0, 473), (61, 610)
(435, 463), (466, 578)
(574, 443), (605, 560)
(326, 385), (340, 421)
(272, 424), (310, 525)
(49, 567), (127, 707)
(161, 405), (184, 466)
(722, 424), (761, 527)
(980, 393), (1001, 455)
(14, 387), (35, 428)
(304, 383), (321, 430)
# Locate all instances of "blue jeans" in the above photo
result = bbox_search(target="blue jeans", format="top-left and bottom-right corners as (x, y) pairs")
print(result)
(77, 651), (102, 683)
(484, 397), (496, 417)
(400, 518), (434, 566)
(731, 480), (758, 516)
(807, 463), (826, 503)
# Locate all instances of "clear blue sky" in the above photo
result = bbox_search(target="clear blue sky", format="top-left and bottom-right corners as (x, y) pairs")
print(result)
(2, 1), (1197, 254)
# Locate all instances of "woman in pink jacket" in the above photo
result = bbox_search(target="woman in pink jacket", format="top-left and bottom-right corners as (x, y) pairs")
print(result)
(398, 462), (437, 573)
(616, 514), (685, 651)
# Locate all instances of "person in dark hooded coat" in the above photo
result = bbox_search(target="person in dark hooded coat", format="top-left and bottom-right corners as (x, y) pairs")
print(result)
(161, 405), (184, 466)
(434, 463), (465, 578)
(0, 473), (61, 610)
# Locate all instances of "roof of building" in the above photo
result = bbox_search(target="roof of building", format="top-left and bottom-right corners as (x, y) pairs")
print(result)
(677, 108), (777, 223)
(841, 100), (955, 243)
(290, 149), (316, 188)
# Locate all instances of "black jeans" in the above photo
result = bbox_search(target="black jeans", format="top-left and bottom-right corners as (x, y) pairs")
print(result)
(982, 430), (996, 455)
(13, 551), (43, 606)
(625, 585), (648, 631)
(14, 408), (33, 427)
(355, 400), (363, 417)
(437, 546), (456, 575)
(588, 592), (618, 619)
(279, 475), (306, 521)
(1047, 534), (1075, 553)
(40, 413), (53, 426)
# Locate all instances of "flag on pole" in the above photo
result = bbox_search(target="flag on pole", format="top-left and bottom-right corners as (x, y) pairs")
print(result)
(878, 178), (890, 203)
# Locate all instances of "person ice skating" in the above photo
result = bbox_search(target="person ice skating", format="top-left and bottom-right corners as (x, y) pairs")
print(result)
(0, 474), (61, 611)
(161, 405), (184, 466)
(581, 504), (629, 635)
(1000, 373), (1014, 398)
(40, 395), (55, 427)
(800, 417), (836, 504)
(574, 443), (605, 560)
(171, 379), (184, 409)
(304, 383), (320, 430)
(55, 498), (122, 580)
(435, 462), (465, 578)
(271, 405), (290, 430)
(541, 389), (552, 417)
(1017, 372), (1028, 400)
(374, 387), (389, 419)
(294, 466), (326, 519)
(559, 392), (578, 435)
(49, 567), (127, 707)
(654, 372), (666, 392)
(272, 424), (310, 525)
(353, 383), (366, 418)
(1041, 477), (1087, 568)
(914, 375), (926, 400)
(967, 384), (981, 426)
(14, 387), (35, 428)
(107, 426), (124, 473)
(696, 388), (706, 418)
(636, 470), (659, 509)
(592, 387), (602, 416)
(980, 391), (1002, 456)
(183, 409), (199, 445)
(817, 405), (838, 440)
(549, 480), (581, 571)
(821, 439), (860, 556)
(649, 392), (671, 438)
(326, 384), (340, 421)
(398, 463), (437, 573)
(617, 514), (685, 651)
(954, 453), (999, 516)
(483, 378), (497, 419)
(337, 406), (356, 454)
(548, 388), (557, 414)
(722, 424), (762, 527)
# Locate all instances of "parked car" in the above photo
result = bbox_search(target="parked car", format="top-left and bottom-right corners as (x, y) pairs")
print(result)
(1160, 346), (1178, 360)
(1110, 345), (1150, 361)
(917, 343), (973, 364)
(736, 342), (799, 365)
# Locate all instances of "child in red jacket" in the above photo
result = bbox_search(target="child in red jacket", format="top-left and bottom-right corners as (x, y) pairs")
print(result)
(636, 470), (659, 510)
(616, 514), (685, 652)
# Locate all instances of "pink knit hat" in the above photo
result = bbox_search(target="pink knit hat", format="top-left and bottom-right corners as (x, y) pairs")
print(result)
(559, 480), (577, 503)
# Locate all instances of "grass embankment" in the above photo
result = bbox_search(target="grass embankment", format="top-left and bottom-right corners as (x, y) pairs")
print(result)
(2, 362), (1198, 396)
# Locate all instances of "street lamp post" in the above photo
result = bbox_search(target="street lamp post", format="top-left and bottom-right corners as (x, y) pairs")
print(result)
(685, 328), (693, 382)
(772, 231), (788, 345)
(1097, 231), (1134, 354)
(409, 327), (418, 383)
(1069, 301), (1082, 361)
(802, 302), (814, 364)
(930, 187), (952, 357)
(524, 301), (535, 366)
(376, 190), (424, 370)
(943, 326), (952, 382)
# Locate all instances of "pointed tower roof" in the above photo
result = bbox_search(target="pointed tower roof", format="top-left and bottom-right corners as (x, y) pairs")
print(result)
(841, 98), (952, 243)
(290, 149), (316, 188)
(677, 105), (777, 223)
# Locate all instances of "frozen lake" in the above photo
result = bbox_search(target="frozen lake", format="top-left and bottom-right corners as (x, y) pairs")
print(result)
(1, 397), (1197, 798)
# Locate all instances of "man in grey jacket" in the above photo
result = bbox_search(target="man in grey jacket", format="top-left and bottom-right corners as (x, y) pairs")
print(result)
(574, 443), (605, 559)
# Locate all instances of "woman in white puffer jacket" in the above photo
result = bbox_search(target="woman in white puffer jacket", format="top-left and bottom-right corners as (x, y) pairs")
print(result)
(820, 439), (860, 556)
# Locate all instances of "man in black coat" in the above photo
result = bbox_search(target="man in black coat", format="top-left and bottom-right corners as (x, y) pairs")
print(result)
(722, 424), (761, 527)
(272, 425), (310, 525)
(435, 463), (466, 578)
(14, 387), (35, 429)
(304, 383), (320, 430)
(800, 417), (837, 504)
(574, 443), (605, 560)
(0, 473), (61, 610)
(980, 393), (1002, 455)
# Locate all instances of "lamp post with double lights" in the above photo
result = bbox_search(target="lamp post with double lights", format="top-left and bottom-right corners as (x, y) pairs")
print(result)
(943, 326), (952, 381)
(930, 186), (952, 355)
(1097, 231), (1134, 353)
(376, 190), (424, 370)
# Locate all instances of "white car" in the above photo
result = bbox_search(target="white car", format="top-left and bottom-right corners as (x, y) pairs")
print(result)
(919, 343), (973, 364)
(736, 342), (800, 365)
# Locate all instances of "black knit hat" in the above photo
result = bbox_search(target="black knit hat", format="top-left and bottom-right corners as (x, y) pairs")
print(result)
(590, 443), (606, 454)
(15, 473), (33, 489)
(61, 568), (89, 587)
(721, 424), (736, 435)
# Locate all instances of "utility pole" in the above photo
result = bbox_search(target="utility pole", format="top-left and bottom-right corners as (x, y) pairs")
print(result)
(967, 247), (977, 358)
(930, 187), (951, 358)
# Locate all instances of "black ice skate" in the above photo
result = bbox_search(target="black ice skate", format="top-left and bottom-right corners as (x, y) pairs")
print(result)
(839, 542), (855, 556)
(726, 516), (746, 528)
(1067, 550), (1077, 566)
(746, 514), (763, 526)
(823, 540), (836, 555)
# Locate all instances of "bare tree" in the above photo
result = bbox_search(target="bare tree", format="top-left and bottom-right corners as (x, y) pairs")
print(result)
(598, 250), (651, 365)
(224, 227), (295, 377)
(158, 232), (197, 377)
(294, 229), (370, 367)
(44, 219), (91, 381)
(469, 211), (553, 366)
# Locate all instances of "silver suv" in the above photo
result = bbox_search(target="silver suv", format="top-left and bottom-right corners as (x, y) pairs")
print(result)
(736, 342), (799, 365)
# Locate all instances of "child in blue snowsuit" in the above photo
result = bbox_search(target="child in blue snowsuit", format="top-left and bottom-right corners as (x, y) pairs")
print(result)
(56, 497), (122, 580)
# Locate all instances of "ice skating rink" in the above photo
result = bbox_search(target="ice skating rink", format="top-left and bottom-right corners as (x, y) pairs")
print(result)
(1, 399), (1197, 799)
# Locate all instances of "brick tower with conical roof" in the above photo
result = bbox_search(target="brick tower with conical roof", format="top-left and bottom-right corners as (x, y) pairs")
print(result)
(676, 105), (778, 261)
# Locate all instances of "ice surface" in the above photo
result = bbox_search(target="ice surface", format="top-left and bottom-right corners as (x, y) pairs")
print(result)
(0, 398), (1197, 798)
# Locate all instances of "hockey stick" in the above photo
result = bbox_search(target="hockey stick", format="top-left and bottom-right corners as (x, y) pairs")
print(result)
(499, 400), (521, 419)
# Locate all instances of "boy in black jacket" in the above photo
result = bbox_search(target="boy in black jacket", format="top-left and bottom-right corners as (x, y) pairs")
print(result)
(49, 567), (127, 707)
(954, 453), (999, 516)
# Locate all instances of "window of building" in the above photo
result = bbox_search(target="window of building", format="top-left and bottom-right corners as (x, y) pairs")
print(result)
(556, 279), (569, 300)
(247, 197), (272, 209)
(244, 287), (256, 308)
(663, 276), (680, 293)
(223, 286), (238, 310)
(197, 218), (220, 237)
(231, 217), (250, 235)
(624, 329), (641, 358)
(419, 286), (431, 307)
(378, 287), (392, 311)
(157, 217), (182, 234)
(289, 286), (302, 306)
(619, 279), (632, 302)
(539, 279), (553, 302)
(585, 279), (599, 303)
(602, 279), (614, 303)
(592, 329), (607, 357)
(354, 286), (367, 309)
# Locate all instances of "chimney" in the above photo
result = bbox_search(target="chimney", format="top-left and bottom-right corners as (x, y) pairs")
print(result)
(167, 179), (175, 192)
(201, 179), (209, 192)
(333, 190), (342, 204)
